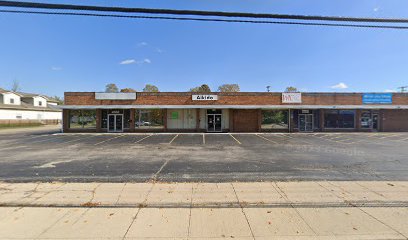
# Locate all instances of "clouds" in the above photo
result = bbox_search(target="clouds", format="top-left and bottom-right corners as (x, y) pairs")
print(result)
(51, 67), (62, 71)
(373, 7), (380, 12)
(119, 58), (151, 65)
(384, 89), (396, 93)
(119, 59), (136, 65)
(331, 82), (348, 89)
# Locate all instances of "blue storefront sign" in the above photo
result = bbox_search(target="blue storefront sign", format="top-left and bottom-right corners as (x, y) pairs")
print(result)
(362, 93), (393, 104)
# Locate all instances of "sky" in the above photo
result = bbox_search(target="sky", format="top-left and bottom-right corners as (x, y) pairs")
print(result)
(1, 0), (408, 97)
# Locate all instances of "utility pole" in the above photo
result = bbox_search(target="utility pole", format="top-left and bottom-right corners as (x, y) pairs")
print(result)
(397, 86), (408, 93)
(266, 86), (271, 92)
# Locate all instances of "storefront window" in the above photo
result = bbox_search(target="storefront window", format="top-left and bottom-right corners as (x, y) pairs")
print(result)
(135, 109), (164, 129)
(261, 110), (288, 129)
(361, 111), (372, 129)
(69, 110), (96, 129)
(324, 110), (355, 128)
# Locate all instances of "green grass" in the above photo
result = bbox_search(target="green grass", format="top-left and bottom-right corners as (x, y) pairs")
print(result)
(0, 123), (43, 129)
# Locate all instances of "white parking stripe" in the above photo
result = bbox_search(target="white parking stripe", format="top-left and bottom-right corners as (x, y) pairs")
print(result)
(202, 133), (205, 145)
(94, 135), (125, 146)
(229, 134), (242, 145)
(135, 134), (153, 144)
(169, 134), (179, 144)
(255, 134), (278, 144)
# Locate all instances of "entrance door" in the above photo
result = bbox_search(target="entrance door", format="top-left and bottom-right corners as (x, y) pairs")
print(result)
(207, 114), (222, 132)
(372, 114), (379, 131)
(299, 114), (313, 132)
(108, 114), (123, 132)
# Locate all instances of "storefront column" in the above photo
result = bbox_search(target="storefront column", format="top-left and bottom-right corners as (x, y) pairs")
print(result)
(95, 109), (102, 132)
(130, 109), (135, 132)
(229, 109), (234, 132)
(163, 109), (168, 132)
(196, 109), (200, 132)
(319, 109), (325, 131)
(62, 109), (69, 133)
(258, 109), (262, 132)
(356, 109), (362, 131)
(288, 109), (293, 133)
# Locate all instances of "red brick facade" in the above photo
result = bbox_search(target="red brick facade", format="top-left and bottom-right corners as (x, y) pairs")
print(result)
(63, 92), (408, 133)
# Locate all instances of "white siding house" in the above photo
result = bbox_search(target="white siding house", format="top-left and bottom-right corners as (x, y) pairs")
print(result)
(0, 88), (62, 122)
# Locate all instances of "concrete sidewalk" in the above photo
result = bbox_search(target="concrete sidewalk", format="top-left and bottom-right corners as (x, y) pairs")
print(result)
(0, 181), (407, 239)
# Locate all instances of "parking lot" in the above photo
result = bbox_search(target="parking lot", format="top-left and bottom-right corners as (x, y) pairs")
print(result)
(1, 130), (408, 182)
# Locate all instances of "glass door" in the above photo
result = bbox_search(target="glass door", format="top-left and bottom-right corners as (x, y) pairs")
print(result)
(107, 114), (124, 132)
(372, 114), (379, 131)
(207, 114), (222, 132)
(299, 114), (313, 132)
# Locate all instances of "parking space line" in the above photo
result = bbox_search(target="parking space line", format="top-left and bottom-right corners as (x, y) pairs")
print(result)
(58, 135), (97, 145)
(94, 134), (125, 146)
(229, 134), (242, 145)
(135, 134), (153, 144)
(169, 134), (179, 144)
(255, 134), (278, 144)
(202, 133), (205, 145)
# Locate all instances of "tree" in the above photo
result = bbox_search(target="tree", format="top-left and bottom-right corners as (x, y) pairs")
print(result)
(11, 80), (21, 92)
(189, 84), (211, 93)
(120, 88), (136, 93)
(105, 83), (119, 93)
(143, 84), (159, 92)
(285, 86), (298, 92)
(217, 84), (240, 92)
(53, 96), (64, 105)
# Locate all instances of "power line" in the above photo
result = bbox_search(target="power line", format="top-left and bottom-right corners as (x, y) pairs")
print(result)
(1, 0), (408, 24)
(2, 9), (408, 30)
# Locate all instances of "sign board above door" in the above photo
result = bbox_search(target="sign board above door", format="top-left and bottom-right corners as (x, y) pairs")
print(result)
(362, 93), (393, 104)
(192, 95), (218, 101)
(282, 93), (302, 103)
(95, 93), (136, 100)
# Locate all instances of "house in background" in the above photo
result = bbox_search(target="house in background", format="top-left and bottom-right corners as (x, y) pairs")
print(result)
(0, 88), (62, 124)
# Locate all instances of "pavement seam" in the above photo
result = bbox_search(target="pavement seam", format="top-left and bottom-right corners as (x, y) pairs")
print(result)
(115, 183), (127, 205)
(35, 208), (73, 239)
(122, 183), (156, 240)
(271, 182), (318, 236)
(230, 183), (256, 240)
(187, 184), (194, 238)
(319, 181), (408, 239)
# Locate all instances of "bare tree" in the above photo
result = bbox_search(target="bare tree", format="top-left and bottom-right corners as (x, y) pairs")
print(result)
(105, 83), (119, 93)
(143, 84), (159, 92)
(120, 88), (137, 93)
(217, 84), (240, 92)
(11, 80), (21, 92)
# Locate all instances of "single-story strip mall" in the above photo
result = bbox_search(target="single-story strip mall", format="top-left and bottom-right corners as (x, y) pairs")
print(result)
(61, 91), (408, 133)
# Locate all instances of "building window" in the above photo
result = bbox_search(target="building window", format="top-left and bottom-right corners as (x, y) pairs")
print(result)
(16, 114), (22, 119)
(135, 109), (164, 129)
(69, 110), (96, 129)
(38, 101), (42, 106)
(10, 98), (14, 104)
(261, 110), (289, 129)
(324, 110), (355, 128)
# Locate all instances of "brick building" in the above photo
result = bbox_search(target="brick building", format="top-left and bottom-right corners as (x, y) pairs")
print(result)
(61, 92), (408, 133)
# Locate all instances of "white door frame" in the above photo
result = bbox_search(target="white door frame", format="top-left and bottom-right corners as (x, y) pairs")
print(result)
(298, 114), (314, 132)
(207, 114), (222, 132)
(107, 114), (124, 133)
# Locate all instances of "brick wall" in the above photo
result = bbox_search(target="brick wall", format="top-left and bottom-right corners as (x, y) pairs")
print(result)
(382, 110), (408, 132)
(64, 92), (408, 106)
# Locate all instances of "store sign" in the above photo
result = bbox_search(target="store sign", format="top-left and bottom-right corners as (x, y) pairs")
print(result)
(362, 93), (393, 104)
(282, 93), (302, 103)
(95, 92), (136, 100)
(192, 95), (218, 101)
(171, 111), (179, 119)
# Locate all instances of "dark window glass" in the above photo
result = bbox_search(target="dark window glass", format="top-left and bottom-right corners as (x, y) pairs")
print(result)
(324, 110), (355, 128)
(261, 110), (288, 129)
(10, 98), (14, 104)
(124, 109), (130, 129)
(207, 109), (222, 114)
(101, 110), (108, 128)
(135, 109), (164, 129)
(69, 110), (96, 129)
